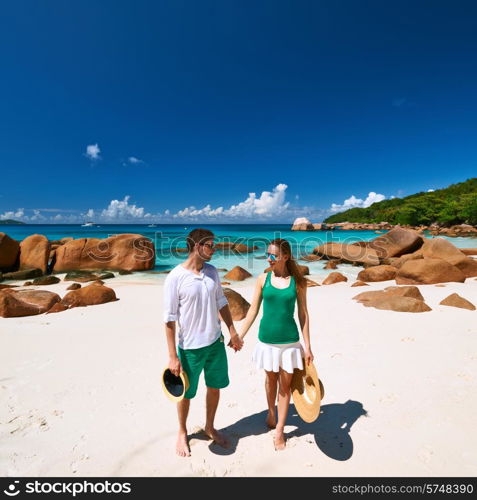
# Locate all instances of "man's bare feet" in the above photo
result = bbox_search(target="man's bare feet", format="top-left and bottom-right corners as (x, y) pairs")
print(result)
(204, 427), (230, 448)
(176, 431), (191, 457)
(274, 430), (286, 451)
(266, 410), (277, 429)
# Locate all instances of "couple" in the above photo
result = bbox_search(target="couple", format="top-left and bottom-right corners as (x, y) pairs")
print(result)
(164, 228), (313, 456)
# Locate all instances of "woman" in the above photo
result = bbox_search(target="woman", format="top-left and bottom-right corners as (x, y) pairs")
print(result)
(238, 238), (313, 450)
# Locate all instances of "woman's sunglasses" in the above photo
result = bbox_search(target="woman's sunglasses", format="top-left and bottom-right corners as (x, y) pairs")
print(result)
(267, 253), (279, 261)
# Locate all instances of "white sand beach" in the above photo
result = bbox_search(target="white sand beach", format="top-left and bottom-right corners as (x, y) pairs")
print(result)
(1, 275), (477, 477)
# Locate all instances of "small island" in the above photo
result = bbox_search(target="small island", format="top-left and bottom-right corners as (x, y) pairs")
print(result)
(0, 219), (26, 225)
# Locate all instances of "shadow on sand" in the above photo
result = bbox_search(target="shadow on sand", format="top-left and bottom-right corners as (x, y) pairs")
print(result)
(204, 399), (367, 460)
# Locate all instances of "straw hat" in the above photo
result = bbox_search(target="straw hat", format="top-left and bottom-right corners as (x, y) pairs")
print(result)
(291, 359), (324, 423)
(161, 368), (189, 403)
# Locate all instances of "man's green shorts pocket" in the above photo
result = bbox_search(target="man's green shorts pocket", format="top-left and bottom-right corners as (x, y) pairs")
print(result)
(178, 334), (229, 399)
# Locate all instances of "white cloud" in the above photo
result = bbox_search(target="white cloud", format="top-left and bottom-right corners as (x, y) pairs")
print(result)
(329, 191), (386, 213)
(173, 184), (290, 220)
(0, 184), (356, 224)
(30, 209), (46, 221)
(175, 204), (224, 218)
(52, 213), (80, 223)
(427, 189), (434, 192)
(85, 143), (101, 160)
(1, 201), (153, 224)
(122, 156), (145, 167)
(364, 192), (385, 206)
(0, 208), (25, 220)
(225, 183), (289, 217)
(0, 208), (45, 222)
(100, 195), (150, 220)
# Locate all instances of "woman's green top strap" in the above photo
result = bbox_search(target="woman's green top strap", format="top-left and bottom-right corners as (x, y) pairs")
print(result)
(258, 272), (300, 344)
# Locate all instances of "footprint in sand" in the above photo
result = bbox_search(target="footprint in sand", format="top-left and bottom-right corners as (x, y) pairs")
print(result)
(228, 461), (244, 473)
(7, 411), (50, 435)
(285, 436), (298, 448)
(70, 454), (90, 474)
(401, 337), (415, 342)
(70, 435), (89, 474)
(190, 460), (216, 477)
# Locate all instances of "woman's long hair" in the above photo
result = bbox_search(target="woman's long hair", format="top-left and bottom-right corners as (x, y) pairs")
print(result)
(269, 238), (307, 289)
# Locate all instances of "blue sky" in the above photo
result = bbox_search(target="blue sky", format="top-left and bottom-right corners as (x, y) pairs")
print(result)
(1, 0), (476, 223)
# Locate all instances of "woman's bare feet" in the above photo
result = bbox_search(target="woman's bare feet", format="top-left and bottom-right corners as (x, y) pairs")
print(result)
(176, 431), (191, 457)
(266, 410), (277, 429)
(204, 427), (230, 448)
(274, 429), (286, 451)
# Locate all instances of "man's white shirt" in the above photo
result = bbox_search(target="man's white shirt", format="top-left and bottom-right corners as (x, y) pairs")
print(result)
(163, 263), (228, 350)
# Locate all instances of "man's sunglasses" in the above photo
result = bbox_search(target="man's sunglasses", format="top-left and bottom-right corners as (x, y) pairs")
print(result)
(200, 242), (216, 249)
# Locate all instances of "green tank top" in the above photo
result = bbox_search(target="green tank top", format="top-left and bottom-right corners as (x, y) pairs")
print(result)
(258, 272), (300, 344)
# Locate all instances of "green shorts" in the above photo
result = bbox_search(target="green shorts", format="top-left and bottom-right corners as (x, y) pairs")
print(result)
(178, 334), (229, 399)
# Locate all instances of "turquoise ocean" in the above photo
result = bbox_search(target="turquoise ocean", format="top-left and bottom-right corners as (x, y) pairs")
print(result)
(3, 224), (476, 282)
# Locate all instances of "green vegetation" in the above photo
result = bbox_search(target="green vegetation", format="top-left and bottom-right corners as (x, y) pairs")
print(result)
(324, 178), (477, 226)
(0, 219), (25, 225)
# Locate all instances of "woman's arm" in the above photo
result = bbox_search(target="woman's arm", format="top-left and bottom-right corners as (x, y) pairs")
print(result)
(238, 274), (265, 340)
(297, 283), (314, 365)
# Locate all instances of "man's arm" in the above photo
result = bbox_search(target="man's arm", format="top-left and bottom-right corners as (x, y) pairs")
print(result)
(213, 267), (243, 351)
(164, 273), (181, 375)
(165, 321), (182, 376)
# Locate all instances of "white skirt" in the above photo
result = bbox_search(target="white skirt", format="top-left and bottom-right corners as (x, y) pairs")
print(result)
(252, 340), (304, 374)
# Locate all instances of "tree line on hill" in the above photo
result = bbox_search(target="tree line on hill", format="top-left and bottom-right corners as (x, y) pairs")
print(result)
(324, 178), (477, 226)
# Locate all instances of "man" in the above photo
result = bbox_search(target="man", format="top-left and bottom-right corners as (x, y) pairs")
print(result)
(164, 228), (243, 457)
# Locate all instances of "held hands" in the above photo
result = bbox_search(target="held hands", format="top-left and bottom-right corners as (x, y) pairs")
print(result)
(226, 325), (243, 352)
(168, 356), (182, 377)
(227, 333), (243, 352)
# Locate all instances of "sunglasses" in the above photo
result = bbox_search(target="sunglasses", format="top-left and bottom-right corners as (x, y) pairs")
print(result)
(200, 242), (216, 249)
(267, 253), (279, 261)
